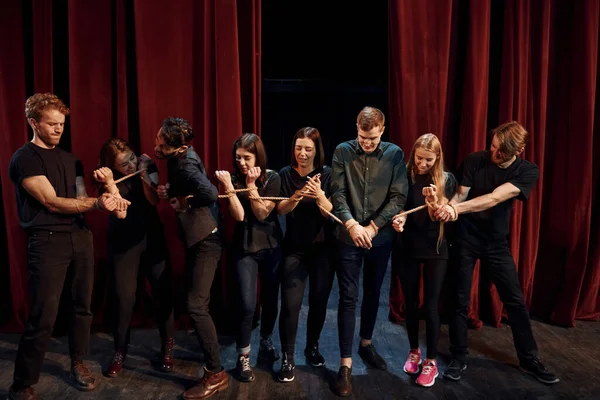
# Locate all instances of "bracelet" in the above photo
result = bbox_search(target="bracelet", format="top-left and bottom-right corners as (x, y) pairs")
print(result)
(94, 197), (102, 210)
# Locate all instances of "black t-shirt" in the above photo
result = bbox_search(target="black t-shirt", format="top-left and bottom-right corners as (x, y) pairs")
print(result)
(456, 151), (539, 247)
(396, 171), (457, 259)
(8, 142), (86, 232)
(279, 165), (333, 252)
(232, 170), (282, 254)
(107, 161), (163, 253)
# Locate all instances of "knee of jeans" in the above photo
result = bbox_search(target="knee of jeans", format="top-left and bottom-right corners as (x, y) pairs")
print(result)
(187, 295), (209, 315)
(339, 292), (358, 308)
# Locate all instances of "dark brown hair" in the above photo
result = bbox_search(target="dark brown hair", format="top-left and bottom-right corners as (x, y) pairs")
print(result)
(357, 106), (385, 132)
(232, 133), (268, 187)
(25, 93), (70, 121)
(159, 117), (194, 148)
(290, 127), (325, 170)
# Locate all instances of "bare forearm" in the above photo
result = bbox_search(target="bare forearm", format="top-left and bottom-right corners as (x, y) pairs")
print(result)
(316, 194), (333, 218)
(455, 193), (500, 214)
(46, 196), (98, 214)
(227, 196), (245, 221)
(248, 188), (273, 221)
(277, 199), (299, 215)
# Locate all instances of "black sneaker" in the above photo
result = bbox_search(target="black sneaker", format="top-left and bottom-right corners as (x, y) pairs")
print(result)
(304, 342), (326, 367)
(520, 358), (560, 384)
(259, 337), (281, 362)
(278, 353), (295, 383)
(333, 366), (352, 396)
(442, 358), (467, 381)
(358, 343), (387, 370)
(236, 354), (255, 382)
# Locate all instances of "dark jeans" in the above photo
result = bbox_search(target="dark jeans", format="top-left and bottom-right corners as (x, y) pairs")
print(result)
(110, 234), (174, 352)
(14, 229), (94, 388)
(185, 233), (223, 371)
(279, 243), (335, 360)
(336, 240), (392, 359)
(235, 247), (281, 354)
(393, 254), (447, 359)
(449, 243), (538, 363)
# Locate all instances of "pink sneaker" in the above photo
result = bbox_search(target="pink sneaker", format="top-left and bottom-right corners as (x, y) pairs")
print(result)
(416, 359), (439, 387)
(403, 348), (422, 374)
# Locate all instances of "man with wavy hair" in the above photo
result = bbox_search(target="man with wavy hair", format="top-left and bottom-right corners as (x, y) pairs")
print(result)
(435, 121), (559, 385)
(7, 93), (129, 399)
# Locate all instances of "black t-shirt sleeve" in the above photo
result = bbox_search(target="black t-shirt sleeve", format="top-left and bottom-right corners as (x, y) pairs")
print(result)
(321, 166), (332, 198)
(459, 153), (478, 188)
(10, 149), (45, 184)
(510, 162), (539, 200)
(75, 159), (85, 177)
(443, 171), (457, 200)
(278, 167), (292, 197)
(263, 171), (281, 197)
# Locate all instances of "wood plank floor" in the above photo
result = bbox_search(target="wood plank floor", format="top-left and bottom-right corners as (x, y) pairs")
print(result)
(0, 267), (598, 399)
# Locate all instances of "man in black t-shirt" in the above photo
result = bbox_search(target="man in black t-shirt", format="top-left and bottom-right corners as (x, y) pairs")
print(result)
(7, 93), (129, 400)
(435, 121), (559, 385)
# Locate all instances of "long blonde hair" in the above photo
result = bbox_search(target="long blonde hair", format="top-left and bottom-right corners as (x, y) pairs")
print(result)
(406, 133), (447, 252)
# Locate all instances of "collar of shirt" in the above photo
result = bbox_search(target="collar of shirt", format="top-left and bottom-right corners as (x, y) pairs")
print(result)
(353, 139), (384, 159)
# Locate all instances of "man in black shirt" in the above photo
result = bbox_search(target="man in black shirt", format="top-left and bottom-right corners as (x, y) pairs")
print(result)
(7, 93), (129, 400)
(330, 107), (408, 396)
(154, 117), (228, 400)
(435, 121), (559, 384)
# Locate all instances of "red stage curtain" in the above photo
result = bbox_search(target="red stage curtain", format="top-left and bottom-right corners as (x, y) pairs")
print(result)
(0, 0), (260, 333)
(388, 0), (600, 328)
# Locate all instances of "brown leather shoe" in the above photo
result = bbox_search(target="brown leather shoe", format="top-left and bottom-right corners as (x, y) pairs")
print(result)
(160, 337), (175, 372)
(182, 367), (229, 399)
(7, 386), (37, 400)
(333, 366), (352, 397)
(107, 352), (125, 377)
(70, 361), (100, 391)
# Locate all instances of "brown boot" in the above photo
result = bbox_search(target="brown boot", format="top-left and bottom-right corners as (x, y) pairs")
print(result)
(70, 361), (100, 391)
(7, 386), (37, 400)
(160, 337), (175, 372)
(182, 367), (229, 399)
(333, 366), (352, 397)
(107, 352), (125, 377)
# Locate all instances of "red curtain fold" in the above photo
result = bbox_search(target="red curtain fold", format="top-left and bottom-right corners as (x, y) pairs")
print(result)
(388, 0), (600, 328)
(0, 0), (259, 332)
(0, 0), (29, 333)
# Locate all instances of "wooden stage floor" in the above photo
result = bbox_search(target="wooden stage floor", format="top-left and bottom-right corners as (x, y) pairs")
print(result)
(0, 269), (598, 399)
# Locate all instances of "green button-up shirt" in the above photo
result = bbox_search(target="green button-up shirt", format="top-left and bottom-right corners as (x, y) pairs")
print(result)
(331, 139), (408, 247)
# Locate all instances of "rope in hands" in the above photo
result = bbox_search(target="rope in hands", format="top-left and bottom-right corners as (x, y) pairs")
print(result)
(114, 168), (458, 226)
(217, 186), (344, 225)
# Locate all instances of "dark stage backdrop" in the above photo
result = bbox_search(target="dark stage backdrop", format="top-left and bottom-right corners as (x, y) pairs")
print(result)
(0, 0), (261, 333)
(388, 0), (600, 328)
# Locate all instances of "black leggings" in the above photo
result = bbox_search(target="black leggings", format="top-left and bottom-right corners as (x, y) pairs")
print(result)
(396, 257), (447, 359)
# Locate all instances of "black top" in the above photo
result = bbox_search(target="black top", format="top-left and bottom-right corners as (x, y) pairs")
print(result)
(396, 171), (457, 260)
(456, 151), (539, 248)
(279, 165), (333, 252)
(232, 170), (282, 254)
(331, 140), (408, 246)
(166, 147), (221, 248)
(107, 161), (163, 253)
(9, 142), (86, 232)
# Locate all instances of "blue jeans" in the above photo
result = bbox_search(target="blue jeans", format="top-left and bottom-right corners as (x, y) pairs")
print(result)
(235, 247), (282, 354)
(336, 240), (392, 358)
